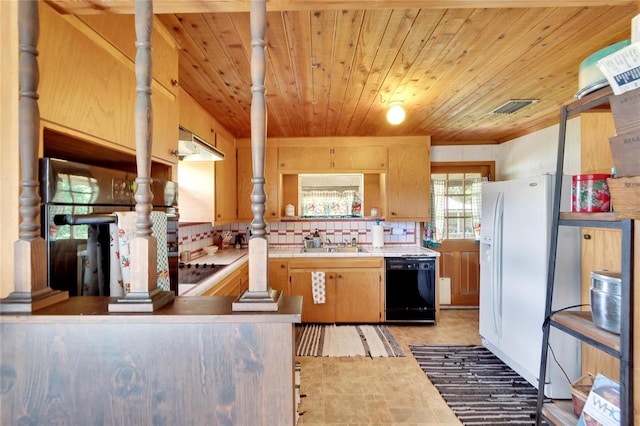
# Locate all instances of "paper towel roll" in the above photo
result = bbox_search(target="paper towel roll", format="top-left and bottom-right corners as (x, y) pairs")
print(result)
(372, 224), (384, 248)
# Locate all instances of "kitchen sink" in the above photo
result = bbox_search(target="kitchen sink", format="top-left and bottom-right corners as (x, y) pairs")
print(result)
(300, 246), (367, 253)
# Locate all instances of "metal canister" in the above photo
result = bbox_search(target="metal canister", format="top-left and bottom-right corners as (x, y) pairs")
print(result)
(589, 270), (621, 334)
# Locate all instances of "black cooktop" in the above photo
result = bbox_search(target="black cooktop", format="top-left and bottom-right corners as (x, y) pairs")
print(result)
(178, 262), (226, 285)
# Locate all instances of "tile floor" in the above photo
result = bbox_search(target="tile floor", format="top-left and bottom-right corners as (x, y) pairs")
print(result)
(296, 309), (482, 425)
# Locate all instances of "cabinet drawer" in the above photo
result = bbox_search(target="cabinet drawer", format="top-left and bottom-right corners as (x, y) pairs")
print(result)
(288, 257), (383, 270)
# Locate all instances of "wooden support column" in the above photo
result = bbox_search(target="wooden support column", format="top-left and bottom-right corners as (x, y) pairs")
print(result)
(233, 0), (282, 312)
(1, 0), (68, 313)
(109, 0), (174, 312)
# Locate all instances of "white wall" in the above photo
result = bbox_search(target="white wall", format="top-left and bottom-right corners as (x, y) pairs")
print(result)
(497, 117), (581, 180)
(431, 117), (581, 181)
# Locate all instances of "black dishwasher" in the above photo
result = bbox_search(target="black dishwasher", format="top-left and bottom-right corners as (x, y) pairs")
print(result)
(385, 257), (436, 323)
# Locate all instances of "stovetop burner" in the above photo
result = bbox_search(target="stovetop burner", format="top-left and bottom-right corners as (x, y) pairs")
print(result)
(178, 262), (226, 285)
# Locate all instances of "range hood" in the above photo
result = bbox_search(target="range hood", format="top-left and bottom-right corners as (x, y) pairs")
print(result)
(177, 127), (225, 162)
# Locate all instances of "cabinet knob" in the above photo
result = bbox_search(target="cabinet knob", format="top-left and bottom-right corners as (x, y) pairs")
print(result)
(583, 233), (591, 240)
(279, 163), (285, 168)
(391, 212), (397, 216)
(280, 264), (285, 269)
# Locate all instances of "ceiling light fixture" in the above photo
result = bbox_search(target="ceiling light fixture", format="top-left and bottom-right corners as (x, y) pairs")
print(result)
(386, 102), (406, 125)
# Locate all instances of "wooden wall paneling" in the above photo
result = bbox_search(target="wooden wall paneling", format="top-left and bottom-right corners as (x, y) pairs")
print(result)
(160, 14), (250, 140)
(336, 8), (393, 136)
(280, 10), (314, 137)
(321, 9), (364, 137)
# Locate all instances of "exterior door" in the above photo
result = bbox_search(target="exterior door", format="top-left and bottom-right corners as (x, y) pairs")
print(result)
(436, 240), (480, 306)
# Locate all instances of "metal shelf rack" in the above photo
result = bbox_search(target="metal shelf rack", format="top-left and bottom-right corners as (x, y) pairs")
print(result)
(535, 86), (634, 425)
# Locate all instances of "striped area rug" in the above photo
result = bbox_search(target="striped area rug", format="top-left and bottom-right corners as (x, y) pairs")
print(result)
(410, 345), (544, 425)
(296, 324), (405, 357)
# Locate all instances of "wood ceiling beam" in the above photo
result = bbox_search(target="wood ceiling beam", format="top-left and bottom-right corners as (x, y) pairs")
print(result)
(45, 0), (639, 15)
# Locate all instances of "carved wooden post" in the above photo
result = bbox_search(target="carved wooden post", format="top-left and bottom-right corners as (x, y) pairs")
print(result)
(1, 0), (68, 313)
(109, 0), (174, 312)
(232, 0), (282, 311)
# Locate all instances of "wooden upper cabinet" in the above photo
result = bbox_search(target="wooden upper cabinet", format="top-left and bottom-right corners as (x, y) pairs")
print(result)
(333, 146), (387, 171)
(278, 147), (333, 171)
(178, 88), (214, 144)
(39, 3), (178, 163)
(387, 145), (430, 221)
(278, 146), (387, 172)
(237, 147), (279, 221)
(177, 161), (215, 223)
(214, 133), (237, 224)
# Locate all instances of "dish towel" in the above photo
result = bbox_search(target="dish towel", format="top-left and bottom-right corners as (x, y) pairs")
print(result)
(109, 211), (170, 296)
(311, 271), (326, 304)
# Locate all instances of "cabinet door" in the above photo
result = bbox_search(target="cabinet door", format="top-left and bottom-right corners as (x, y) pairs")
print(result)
(387, 145), (430, 220)
(177, 162), (215, 223)
(268, 259), (289, 295)
(333, 146), (387, 171)
(335, 269), (382, 323)
(290, 270), (335, 323)
(278, 147), (332, 171)
(237, 147), (279, 221)
(581, 227), (622, 380)
(215, 133), (237, 223)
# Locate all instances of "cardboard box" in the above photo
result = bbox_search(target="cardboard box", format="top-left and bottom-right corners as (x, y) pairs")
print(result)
(607, 176), (640, 219)
(609, 129), (640, 177)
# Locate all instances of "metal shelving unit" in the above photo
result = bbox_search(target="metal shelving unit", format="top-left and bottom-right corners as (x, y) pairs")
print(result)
(536, 86), (635, 425)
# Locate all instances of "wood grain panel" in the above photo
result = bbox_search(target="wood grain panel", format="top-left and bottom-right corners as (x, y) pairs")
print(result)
(580, 113), (616, 174)
(151, 4), (638, 144)
(214, 132), (237, 223)
(387, 144), (430, 220)
(580, 227), (622, 380)
(1, 318), (296, 424)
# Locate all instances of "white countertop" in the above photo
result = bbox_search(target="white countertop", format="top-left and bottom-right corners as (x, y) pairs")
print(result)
(268, 245), (439, 258)
(179, 245), (438, 296)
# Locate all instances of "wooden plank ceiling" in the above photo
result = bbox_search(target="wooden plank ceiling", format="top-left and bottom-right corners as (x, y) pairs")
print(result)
(49, 1), (639, 145)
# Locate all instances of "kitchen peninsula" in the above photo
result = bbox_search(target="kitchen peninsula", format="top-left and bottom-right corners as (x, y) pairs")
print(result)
(180, 244), (439, 324)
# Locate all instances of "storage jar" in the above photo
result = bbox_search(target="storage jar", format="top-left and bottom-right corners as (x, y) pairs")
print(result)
(590, 270), (621, 334)
(571, 174), (610, 212)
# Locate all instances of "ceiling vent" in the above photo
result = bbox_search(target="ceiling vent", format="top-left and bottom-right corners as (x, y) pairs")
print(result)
(489, 99), (538, 115)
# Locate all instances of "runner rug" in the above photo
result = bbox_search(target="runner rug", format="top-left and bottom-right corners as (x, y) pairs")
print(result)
(410, 345), (544, 425)
(295, 324), (405, 357)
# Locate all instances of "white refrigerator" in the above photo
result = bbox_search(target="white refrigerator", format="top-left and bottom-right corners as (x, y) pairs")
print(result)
(479, 174), (581, 399)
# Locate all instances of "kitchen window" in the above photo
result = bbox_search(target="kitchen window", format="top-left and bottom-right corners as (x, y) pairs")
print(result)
(426, 163), (493, 246)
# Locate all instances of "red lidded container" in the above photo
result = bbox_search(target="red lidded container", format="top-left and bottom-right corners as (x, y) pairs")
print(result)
(571, 174), (611, 212)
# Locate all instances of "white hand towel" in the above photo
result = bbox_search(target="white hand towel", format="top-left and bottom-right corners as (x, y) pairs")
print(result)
(311, 271), (326, 304)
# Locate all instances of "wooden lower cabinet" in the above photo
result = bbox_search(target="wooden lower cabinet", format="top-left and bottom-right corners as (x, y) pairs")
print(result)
(203, 263), (249, 297)
(269, 259), (290, 295)
(334, 270), (381, 323)
(287, 258), (383, 323)
(290, 270), (337, 323)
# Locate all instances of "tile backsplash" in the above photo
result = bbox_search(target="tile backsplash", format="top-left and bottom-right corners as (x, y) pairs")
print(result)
(178, 220), (419, 252)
